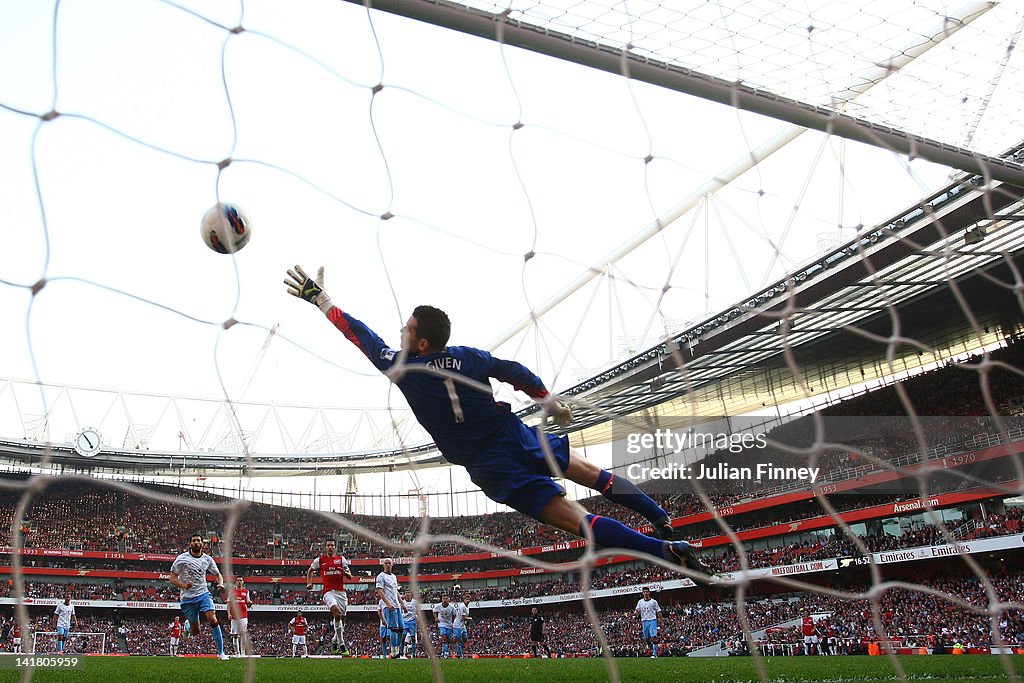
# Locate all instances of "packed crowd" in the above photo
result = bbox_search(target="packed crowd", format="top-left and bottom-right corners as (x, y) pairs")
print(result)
(6, 569), (1024, 657)
(1, 343), (1022, 563)
(750, 572), (1024, 654)
(8, 504), (1024, 607)
(0, 602), (858, 657)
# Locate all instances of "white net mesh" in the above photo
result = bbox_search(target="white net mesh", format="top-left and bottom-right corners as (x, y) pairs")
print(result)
(3, 0), (1024, 681)
(441, 0), (1024, 159)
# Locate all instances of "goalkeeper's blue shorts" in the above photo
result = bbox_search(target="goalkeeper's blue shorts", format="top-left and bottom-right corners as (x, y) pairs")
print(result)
(465, 420), (570, 519)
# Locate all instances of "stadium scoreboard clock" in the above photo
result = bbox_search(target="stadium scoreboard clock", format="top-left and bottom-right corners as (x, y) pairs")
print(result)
(73, 427), (103, 458)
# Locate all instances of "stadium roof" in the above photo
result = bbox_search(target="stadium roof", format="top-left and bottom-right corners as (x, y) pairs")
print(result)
(552, 166), (1024, 446)
(358, 0), (1024, 183)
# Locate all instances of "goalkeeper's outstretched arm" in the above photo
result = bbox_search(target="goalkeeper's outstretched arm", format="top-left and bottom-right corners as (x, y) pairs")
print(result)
(285, 265), (573, 425)
(285, 265), (397, 373)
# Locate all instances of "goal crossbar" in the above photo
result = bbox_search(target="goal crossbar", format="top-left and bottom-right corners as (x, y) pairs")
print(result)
(352, 0), (1024, 188)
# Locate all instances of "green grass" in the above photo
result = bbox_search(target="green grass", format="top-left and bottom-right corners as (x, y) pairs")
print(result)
(5, 654), (1022, 683)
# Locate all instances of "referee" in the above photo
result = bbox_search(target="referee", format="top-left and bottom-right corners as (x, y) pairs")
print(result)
(529, 607), (553, 658)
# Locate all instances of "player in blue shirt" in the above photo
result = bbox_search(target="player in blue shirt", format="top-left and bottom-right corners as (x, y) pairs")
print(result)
(285, 266), (712, 576)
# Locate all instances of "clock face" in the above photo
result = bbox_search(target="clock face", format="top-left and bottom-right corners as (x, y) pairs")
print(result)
(74, 428), (102, 458)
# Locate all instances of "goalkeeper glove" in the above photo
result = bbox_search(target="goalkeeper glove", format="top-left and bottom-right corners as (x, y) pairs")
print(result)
(285, 265), (332, 313)
(549, 401), (573, 428)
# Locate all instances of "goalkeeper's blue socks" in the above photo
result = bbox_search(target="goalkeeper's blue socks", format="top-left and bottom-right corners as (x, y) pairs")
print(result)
(594, 470), (667, 524)
(58, 641), (64, 653)
(381, 640), (388, 657)
(652, 644), (658, 657)
(457, 642), (463, 657)
(212, 626), (224, 656)
(583, 514), (666, 557)
(442, 642), (449, 657)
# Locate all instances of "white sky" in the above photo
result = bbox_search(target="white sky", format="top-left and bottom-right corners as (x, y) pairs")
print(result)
(2, 0), (1020, 509)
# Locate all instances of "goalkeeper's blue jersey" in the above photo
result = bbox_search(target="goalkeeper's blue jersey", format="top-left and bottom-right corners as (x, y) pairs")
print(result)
(326, 307), (550, 466)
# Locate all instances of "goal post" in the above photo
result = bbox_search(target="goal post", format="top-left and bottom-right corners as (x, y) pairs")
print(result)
(30, 632), (107, 655)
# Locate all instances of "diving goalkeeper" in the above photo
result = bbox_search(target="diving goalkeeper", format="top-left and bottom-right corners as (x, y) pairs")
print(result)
(284, 266), (712, 575)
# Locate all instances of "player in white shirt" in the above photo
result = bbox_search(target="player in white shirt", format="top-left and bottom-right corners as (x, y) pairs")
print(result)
(452, 595), (472, 658)
(375, 558), (403, 659)
(53, 597), (76, 653)
(433, 594), (456, 658)
(401, 588), (420, 658)
(169, 533), (228, 660)
(635, 587), (662, 658)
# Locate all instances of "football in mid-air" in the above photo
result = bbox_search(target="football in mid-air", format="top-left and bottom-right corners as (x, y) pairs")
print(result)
(200, 202), (251, 254)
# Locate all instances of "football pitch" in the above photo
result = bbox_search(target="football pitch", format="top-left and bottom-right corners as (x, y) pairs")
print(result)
(6, 655), (1021, 683)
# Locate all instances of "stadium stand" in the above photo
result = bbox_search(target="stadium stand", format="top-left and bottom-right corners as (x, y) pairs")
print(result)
(5, 569), (1023, 657)
(3, 345), (1024, 656)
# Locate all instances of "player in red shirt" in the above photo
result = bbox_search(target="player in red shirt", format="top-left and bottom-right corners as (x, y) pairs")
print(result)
(802, 612), (819, 655)
(229, 577), (254, 657)
(288, 610), (308, 658)
(306, 539), (353, 655)
(169, 616), (183, 656)
(12, 621), (22, 653)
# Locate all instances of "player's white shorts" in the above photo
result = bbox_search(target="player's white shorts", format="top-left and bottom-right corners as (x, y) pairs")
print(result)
(230, 618), (248, 635)
(323, 590), (348, 614)
(13, 638), (21, 648)
(170, 637), (180, 646)
(804, 635), (819, 644)
(292, 635), (307, 645)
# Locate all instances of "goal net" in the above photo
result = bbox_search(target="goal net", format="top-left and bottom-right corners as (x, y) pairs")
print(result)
(3, 0), (1024, 681)
(30, 632), (107, 656)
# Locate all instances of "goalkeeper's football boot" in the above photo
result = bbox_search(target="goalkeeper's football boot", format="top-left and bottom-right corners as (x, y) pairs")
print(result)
(667, 541), (717, 581)
(651, 516), (676, 541)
